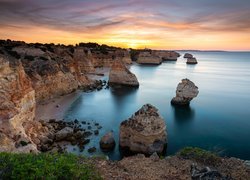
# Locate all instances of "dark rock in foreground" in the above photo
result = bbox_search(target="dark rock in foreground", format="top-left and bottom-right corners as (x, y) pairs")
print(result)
(100, 131), (116, 152)
(119, 104), (167, 155)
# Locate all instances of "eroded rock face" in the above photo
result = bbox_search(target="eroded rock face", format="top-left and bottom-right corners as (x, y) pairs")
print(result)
(91, 49), (132, 67)
(137, 51), (162, 65)
(162, 51), (180, 61)
(100, 131), (116, 152)
(171, 79), (199, 105)
(186, 57), (198, 64)
(0, 55), (37, 153)
(119, 104), (167, 155)
(109, 60), (139, 87)
(184, 53), (193, 58)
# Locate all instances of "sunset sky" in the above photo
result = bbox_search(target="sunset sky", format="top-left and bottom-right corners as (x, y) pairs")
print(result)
(0, 0), (249, 50)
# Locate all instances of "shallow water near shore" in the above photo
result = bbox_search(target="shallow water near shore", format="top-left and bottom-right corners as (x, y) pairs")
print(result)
(63, 51), (250, 160)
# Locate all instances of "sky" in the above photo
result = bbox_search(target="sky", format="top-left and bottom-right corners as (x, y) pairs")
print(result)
(0, 0), (250, 50)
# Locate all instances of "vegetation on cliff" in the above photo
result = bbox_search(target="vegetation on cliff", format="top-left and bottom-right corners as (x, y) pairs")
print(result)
(0, 153), (101, 180)
(177, 146), (221, 165)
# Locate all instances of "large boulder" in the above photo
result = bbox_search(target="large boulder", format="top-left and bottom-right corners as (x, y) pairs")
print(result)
(108, 60), (139, 87)
(184, 53), (193, 58)
(186, 57), (198, 64)
(55, 127), (74, 141)
(99, 131), (116, 152)
(171, 79), (199, 105)
(119, 104), (167, 155)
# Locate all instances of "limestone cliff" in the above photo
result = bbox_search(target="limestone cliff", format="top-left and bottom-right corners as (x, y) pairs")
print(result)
(0, 55), (37, 152)
(91, 49), (132, 67)
(137, 51), (162, 65)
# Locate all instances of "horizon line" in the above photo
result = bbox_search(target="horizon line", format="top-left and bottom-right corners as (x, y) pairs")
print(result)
(1, 38), (249, 52)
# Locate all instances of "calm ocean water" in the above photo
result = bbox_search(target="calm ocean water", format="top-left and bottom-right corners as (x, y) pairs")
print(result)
(64, 51), (250, 160)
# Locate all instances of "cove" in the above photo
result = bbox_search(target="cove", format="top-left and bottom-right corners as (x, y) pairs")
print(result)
(63, 51), (250, 160)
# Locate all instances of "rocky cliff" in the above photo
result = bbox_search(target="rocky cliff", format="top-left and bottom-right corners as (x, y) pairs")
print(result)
(0, 54), (37, 152)
(91, 49), (132, 67)
(137, 51), (162, 64)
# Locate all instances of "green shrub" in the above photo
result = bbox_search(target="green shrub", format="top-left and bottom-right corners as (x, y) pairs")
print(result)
(0, 153), (101, 180)
(19, 141), (28, 146)
(177, 147), (221, 165)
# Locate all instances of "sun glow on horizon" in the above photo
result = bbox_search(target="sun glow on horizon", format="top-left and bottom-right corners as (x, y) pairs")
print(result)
(0, 22), (249, 51)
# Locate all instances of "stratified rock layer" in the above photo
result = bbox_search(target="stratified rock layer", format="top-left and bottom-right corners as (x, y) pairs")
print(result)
(108, 60), (139, 87)
(137, 51), (162, 65)
(171, 79), (199, 105)
(119, 104), (167, 155)
(0, 55), (37, 152)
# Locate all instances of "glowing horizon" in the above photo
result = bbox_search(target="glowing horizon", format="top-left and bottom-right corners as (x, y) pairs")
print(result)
(0, 0), (250, 51)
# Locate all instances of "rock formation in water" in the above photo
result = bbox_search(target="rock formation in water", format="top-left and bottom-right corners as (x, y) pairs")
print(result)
(108, 59), (139, 87)
(137, 51), (162, 65)
(99, 131), (116, 152)
(119, 104), (167, 155)
(162, 51), (180, 61)
(171, 79), (199, 105)
(186, 57), (198, 64)
(184, 53), (193, 58)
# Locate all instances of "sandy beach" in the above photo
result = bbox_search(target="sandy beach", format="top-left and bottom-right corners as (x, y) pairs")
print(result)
(35, 67), (111, 121)
(35, 91), (82, 121)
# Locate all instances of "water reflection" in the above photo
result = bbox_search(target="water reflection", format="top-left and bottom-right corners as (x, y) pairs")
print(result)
(110, 86), (139, 116)
(172, 105), (195, 124)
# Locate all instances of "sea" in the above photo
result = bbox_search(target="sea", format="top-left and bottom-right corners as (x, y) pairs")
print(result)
(63, 51), (250, 160)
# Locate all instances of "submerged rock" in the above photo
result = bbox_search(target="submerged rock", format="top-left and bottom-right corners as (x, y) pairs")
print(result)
(119, 104), (167, 155)
(100, 131), (116, 152)
(186, 57), (198, 64)
(171, 79), (199, 106)
(184, 53), (193, 58)
(108, 60), (139, 87)
(88, 147), (96, 153)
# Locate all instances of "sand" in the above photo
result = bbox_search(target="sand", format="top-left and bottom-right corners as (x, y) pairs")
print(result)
(35, 91), (81, 121)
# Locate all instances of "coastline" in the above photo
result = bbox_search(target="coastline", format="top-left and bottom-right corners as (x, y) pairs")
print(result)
(35, 91), (81, 121)
(35, 66), (126, 122)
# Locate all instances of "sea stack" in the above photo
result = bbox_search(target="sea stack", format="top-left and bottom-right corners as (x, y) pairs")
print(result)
(162, 51), (180, 61)
(184, 53), (193, 58)
(186, 57), (198, 64)
(171, 79), (199, 105)
(108, 59), (139, 87)
(137, 51), (162, 65)
(119, 104), (167, 155)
